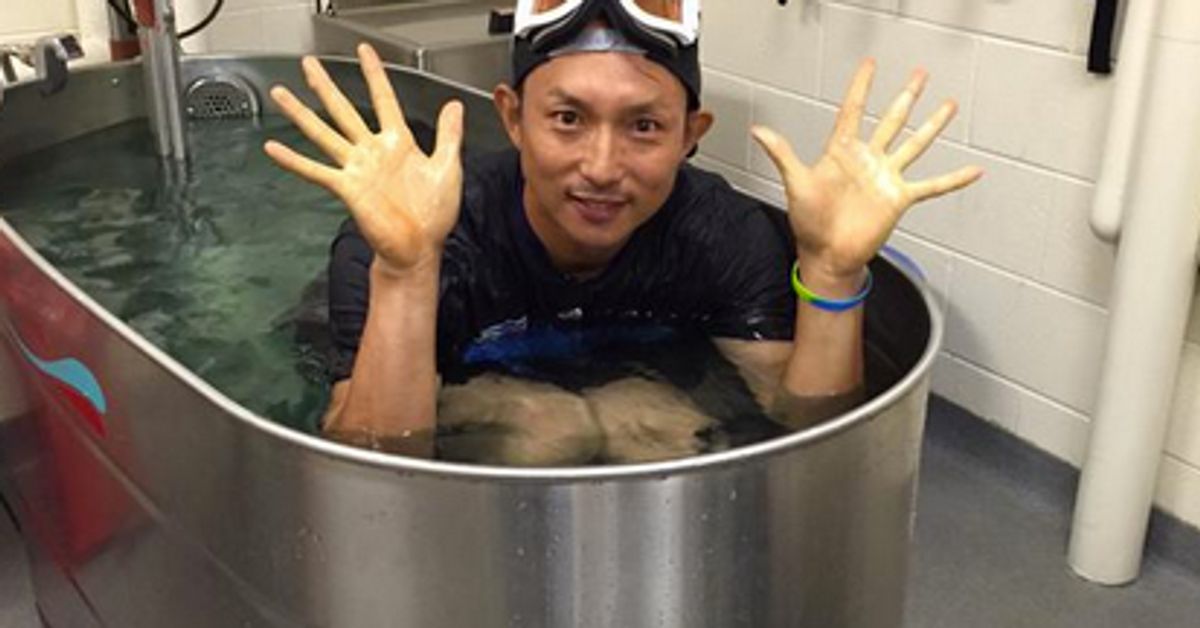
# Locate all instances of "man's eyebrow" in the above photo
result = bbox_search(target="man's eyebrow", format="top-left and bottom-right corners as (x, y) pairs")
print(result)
(545, 88), (671, 115)
(545, 88), (589, 108)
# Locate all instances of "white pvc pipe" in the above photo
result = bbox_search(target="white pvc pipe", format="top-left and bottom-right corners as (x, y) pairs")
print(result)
(1088, 0), (1163, 243)
(1069, 0), (1200, 584)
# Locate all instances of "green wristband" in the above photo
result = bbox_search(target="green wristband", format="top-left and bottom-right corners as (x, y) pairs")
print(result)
(791, 262), (872, 312)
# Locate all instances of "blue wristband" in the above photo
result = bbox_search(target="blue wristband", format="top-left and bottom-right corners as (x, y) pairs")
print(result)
(791, 262), (872, 312)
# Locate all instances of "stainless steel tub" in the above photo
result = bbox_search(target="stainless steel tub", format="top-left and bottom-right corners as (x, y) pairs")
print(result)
(0, 55), (939, 628)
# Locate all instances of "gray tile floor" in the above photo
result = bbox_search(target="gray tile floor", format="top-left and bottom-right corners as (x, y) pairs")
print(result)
(907, 398), (1200, 628)
(2, 397), (1199, 627)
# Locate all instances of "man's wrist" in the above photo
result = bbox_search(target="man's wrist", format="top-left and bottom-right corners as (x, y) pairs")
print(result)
(793, 255), (867, 300)
(370, 255), (441, 288)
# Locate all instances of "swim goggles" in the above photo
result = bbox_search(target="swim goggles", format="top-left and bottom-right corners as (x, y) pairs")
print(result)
(513, 0), (701, 55)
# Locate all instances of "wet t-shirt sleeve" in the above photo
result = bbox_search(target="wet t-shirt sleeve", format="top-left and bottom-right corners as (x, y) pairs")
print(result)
(326, 219), (372, 383)
(692, 181), (796, 342)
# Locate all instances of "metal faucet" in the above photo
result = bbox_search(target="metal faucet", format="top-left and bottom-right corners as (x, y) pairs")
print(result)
(0, 34), (83, 107)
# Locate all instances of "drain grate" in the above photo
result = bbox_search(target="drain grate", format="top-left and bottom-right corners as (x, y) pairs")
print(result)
(184, 74), (260, 120)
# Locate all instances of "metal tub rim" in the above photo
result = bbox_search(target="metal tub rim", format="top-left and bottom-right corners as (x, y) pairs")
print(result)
(0, 53), (944, 483)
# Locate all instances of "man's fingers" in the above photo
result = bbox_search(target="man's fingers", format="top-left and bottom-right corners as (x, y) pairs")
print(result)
(433, 100), (465, 165)
(269, 86), (351, 165)
(263, 139), (341, 191)
(870, 69), (927, 153)
(302, 55), (373, 143)
(892, 99), (957, 171)
(830, 58), (876, 146)
(751, 125), (811, 187)
(908, 166), (984, 203)
(358, 43), (410, 138)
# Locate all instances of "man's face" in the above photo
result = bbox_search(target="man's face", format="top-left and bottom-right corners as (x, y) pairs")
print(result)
(495, 51), (711, 272)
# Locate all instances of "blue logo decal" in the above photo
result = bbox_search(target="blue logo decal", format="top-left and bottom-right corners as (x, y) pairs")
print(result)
(13, 334), (108, 416)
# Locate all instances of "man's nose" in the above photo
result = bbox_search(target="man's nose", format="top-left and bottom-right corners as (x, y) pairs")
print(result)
(579, 127), (622, 188)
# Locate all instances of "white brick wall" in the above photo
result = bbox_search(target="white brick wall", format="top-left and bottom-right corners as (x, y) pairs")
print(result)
(203, 0), (316, 54)
(2, 2), (76, 40)
(2, 0), (111, 79)
(697, 0), (1200, 529)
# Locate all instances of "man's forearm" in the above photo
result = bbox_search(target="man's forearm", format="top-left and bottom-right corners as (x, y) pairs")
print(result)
(326, 260), (441, 444)
(781, 260), (865, 399)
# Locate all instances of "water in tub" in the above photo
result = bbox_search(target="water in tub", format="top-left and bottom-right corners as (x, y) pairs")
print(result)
(0, 116), (900, 465)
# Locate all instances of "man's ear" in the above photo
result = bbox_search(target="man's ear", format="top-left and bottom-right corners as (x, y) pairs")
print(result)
(493, 83), (524, 150)
(684, 109), (715, 156)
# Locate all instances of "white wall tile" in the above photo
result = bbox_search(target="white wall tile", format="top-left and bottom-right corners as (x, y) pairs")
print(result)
(943, 258), (1024, 378)
(699, 69), (754, 168)
(700, 0), (822, 96)
(3, 1), (75, 39)
(898, 141), (1112, 305)
(946, 258), (1108, 413)
(899, 0), (1093, 51)
(1155, 455), (1200, 527)
(747, 86), (839, 182)
(967, 155), (1109, 305)
(894, 138), (969, 245)
(1015, 391), (1091, 467)
(821, 4), (976, 142)
(904, 143), (1044, 280)
(691, 156), (787, 210)
(887, 230), (953, 313)
(1159, 0), (1200, 43)
(932, 353), (1021, 433)
(971, 41), (1113, 180)
(933, 351), (1093, 468)
(832, 0), (900, 13)
(1037, 179), (1114, 306)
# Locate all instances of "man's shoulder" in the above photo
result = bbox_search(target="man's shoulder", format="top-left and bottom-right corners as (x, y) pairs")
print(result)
(463, 148), (521, 197)
(668, 162), (791, 243)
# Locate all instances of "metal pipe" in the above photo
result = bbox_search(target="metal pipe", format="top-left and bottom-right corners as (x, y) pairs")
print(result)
(136, 0), (188, 162)
(1069, 0), (1200, 584)
(1089, 0), (1162, 243)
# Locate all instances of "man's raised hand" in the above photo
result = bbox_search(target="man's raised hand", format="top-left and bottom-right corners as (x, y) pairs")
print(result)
(752, 59), (982, 289)
(264, 43), (465, 275)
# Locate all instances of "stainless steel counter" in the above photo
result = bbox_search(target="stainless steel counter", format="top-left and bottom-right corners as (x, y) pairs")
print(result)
(315, 1), (512, 91)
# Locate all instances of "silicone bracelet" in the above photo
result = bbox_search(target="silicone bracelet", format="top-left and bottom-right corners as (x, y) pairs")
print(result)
(791, 262), (873, 312)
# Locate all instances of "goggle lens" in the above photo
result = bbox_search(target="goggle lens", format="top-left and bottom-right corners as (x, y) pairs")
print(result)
(527, 0), (685, 24)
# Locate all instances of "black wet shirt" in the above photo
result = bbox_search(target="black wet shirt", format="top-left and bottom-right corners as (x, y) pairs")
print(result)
(327, 149), (797, 388)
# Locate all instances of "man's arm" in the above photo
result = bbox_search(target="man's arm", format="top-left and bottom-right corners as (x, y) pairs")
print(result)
(717, 60), (980, 427)
(322, 262), (441, 455)
(265, 44), (464, 454)
(714, 336), (862, 431)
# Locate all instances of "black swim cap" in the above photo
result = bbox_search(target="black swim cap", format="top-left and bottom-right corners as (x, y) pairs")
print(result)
(511, 2), (701, 110)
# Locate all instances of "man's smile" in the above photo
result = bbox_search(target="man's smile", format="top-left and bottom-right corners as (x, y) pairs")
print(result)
(567, 192), (628, 225)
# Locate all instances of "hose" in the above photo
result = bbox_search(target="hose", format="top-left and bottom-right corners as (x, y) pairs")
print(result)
(104, 0), (227, 40)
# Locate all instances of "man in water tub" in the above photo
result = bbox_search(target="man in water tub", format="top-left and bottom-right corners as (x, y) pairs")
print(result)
(265, 0), (981, 464)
